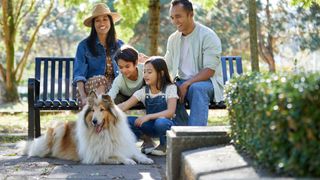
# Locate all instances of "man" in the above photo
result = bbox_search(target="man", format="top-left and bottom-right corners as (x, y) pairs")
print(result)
(165, 0), (224, 126)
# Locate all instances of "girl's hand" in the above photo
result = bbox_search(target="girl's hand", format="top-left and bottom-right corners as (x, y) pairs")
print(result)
(135, 115), (150, 127)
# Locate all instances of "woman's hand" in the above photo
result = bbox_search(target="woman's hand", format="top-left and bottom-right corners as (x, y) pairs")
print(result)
(135, 115), (150, 127)
(80, 95), (87, 108)
(138, 53), (149, 63)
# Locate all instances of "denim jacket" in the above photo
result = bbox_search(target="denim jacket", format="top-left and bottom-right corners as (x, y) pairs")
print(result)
(73, 38), (124, 85)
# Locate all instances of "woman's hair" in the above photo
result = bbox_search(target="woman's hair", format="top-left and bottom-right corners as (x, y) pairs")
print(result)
(114, 45), (138, 65)
(87, 15), (118, 57)
(144, 56), (173, 90)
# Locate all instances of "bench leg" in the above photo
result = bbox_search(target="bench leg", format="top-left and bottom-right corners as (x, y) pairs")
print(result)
(28, 108), (35, 140)
(35, 110), (41, 138)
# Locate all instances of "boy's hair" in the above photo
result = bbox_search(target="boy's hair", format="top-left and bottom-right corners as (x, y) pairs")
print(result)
(171, 0), (193, 12)
(114, 45), (138, 65)
(144, 56), (173, 90)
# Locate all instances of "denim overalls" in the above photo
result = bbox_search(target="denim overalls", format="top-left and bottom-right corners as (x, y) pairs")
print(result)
(128, 86), (175, 146)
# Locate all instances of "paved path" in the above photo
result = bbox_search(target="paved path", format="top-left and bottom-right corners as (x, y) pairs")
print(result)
(0, 143), (165, 180)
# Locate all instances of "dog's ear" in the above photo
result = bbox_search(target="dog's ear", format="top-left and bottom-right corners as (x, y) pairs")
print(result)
(102, 94), (113, 107)
(88, 91), (98, 106)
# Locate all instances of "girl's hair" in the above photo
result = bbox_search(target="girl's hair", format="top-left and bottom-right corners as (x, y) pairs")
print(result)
(144, 56), (173, 90)
(114, 45), (138, 65)
(87, 15), (118, 57)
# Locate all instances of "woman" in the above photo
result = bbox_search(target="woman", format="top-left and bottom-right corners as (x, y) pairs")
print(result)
(73, 3), (124, 107)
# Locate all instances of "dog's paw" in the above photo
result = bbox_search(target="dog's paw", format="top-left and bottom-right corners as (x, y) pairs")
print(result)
(138, 157), (154, 164)
(122, 158), (137, 165)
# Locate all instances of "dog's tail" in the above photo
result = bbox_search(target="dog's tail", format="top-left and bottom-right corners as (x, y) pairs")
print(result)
(16, 140), (31, 155)
(16, 128), (55, 157)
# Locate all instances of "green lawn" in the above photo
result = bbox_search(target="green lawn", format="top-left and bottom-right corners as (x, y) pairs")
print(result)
(0, 109), (229, 133)
(0, 102), (229, 143)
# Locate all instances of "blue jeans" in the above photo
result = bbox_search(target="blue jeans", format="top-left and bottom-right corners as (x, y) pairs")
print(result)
(176, 80), (214, 126)
(128, 116), (175, 146)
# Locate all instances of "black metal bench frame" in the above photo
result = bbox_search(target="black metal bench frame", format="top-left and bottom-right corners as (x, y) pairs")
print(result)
(28, 56), (243, 139)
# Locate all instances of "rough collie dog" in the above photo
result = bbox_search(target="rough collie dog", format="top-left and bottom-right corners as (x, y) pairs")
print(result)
(19, 92), (153, 165)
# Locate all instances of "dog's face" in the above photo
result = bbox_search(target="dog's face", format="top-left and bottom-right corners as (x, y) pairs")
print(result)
(84, 91), (118, 133)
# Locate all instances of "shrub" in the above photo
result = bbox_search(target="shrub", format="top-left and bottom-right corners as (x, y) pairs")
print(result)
(225, 72), (320, 177)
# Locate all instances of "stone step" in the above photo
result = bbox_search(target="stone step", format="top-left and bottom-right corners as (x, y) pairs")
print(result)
(181, 145), (270, 179)
(166, 126), (231, 180)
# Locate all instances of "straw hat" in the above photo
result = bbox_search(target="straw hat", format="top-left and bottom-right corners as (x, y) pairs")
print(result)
(83, 3), (121, 27)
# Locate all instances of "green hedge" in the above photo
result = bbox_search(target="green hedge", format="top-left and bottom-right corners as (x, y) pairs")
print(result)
(225, 72), (320, 177)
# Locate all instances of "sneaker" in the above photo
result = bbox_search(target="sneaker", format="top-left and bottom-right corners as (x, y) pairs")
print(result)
(141, 141), (155, 154)
(151, 145), (166, 156)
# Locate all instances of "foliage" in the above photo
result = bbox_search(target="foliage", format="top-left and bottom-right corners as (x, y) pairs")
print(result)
(225, 72), (320, 176)
(192, 0), (218, 11)
(0, 0), (85, 103)
(291, 0), (320, 8)
(114, 0), (149, 43)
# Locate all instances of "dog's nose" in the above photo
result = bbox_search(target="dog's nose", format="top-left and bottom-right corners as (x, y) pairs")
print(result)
(92, 119), (98, 125)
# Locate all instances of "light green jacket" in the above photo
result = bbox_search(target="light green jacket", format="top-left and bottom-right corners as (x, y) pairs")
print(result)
(164, 22), (224, 102)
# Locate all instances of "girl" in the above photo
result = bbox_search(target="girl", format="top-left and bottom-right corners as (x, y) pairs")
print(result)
(118, 57), (178, 156)
(73, 3), (123, 108)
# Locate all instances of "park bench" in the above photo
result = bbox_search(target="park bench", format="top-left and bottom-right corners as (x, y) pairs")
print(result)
(28, 56), (243, 139)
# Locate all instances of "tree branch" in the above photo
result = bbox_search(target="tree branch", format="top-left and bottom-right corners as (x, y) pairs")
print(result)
(15, 0), (54, 82)
(15, 0), (35, 30)
(0, 64), (5, 81)
(14, 0), (25, 24)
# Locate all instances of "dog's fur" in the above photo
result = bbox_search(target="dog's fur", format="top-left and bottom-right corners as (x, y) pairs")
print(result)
(19, 92), (153, 165)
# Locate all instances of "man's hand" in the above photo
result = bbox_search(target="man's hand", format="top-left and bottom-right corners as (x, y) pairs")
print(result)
(178, 81), (191, 103)
(135, 115), (150, 127)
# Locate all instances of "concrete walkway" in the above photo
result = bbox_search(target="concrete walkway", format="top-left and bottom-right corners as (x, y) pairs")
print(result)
(0, 143), (165, 179)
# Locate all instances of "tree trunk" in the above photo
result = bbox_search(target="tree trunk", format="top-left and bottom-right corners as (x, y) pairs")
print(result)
(2, 0), (19, 102)
(1, 0), (53, 103)
(148, 0), (160, 55)
(248, 0), (260, 72)
(258, 0), (276, 72)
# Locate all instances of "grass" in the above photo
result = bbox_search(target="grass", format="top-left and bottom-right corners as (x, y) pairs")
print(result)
(0, 101), (229, 143)
(0, 111), (77, 134)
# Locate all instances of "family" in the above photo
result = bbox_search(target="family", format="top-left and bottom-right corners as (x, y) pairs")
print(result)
(73, 0), (223, 156)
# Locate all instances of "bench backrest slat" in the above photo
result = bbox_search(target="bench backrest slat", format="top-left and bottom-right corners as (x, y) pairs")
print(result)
(221, 57), (228, 84)
(221, 56), (242, 84)
(58, 60), (63, 99)
(65, 60), (70, 100)
(43, 60), (49, 100)
(235, 56), (243, 74)
(228, 58), (235, 79)
(50, 60), (55, 99)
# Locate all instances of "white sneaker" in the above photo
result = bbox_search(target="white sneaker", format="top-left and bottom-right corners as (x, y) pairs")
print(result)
(151, 145), (166, 156)
(141, 141), (155, 155)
